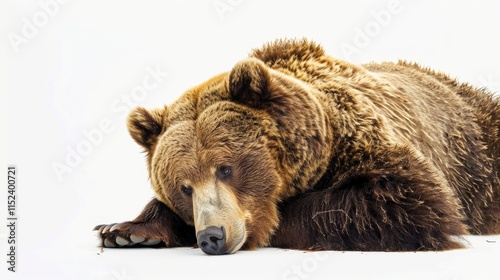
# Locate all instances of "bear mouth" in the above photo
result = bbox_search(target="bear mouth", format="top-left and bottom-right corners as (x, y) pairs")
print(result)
(225, 226), (247, 254)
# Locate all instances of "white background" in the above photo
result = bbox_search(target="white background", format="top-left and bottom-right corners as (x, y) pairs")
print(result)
(1, 0), (500, 279)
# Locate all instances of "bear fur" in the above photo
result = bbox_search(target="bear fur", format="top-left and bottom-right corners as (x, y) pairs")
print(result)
(95, 39), (500, 254)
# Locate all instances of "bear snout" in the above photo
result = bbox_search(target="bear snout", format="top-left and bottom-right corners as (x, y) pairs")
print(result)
(195, 223), (247, 255)
(196, 226), (227, 255)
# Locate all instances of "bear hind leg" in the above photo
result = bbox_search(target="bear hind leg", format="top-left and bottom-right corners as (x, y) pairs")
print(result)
(272, 154), (469, 251)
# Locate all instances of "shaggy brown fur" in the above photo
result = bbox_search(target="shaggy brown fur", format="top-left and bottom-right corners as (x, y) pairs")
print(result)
(95, 39), (500, 254)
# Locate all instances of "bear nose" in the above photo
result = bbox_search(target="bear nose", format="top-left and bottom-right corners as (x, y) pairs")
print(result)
(196, 226), (226, 255)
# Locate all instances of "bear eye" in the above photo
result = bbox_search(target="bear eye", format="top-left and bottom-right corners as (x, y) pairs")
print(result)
(217, 166), (232, 180)
(180, 185), (193, 197)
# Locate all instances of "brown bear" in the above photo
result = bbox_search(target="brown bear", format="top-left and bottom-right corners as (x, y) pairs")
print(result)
(95, 39), (500, 255)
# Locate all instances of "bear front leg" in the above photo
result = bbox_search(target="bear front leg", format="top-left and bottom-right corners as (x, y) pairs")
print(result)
(94, 198), (196, 248)
(271, 147), (469, 251)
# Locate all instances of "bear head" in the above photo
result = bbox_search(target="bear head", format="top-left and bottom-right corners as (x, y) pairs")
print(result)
(127, 58), (333, 254)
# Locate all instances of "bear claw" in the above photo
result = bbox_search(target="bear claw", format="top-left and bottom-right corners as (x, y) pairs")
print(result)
(110, 223), (123, 232)
(141, 239), (161, 246)
(102, 224), (115, 234)
(104, 238), (116, 248)
(95, 223), (164, 248)
(130, 235), (145, 243)
(115, 236), (130, 246)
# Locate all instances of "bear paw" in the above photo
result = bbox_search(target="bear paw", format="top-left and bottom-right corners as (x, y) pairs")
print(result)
(94, 223), (163, 248)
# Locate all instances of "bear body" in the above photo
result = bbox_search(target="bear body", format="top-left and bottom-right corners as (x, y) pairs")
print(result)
(95, 39), (500, 254)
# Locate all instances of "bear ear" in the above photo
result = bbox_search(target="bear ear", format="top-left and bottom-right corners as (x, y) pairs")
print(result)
(229, 58), (271, 108)
(127, 106), (167, 150)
